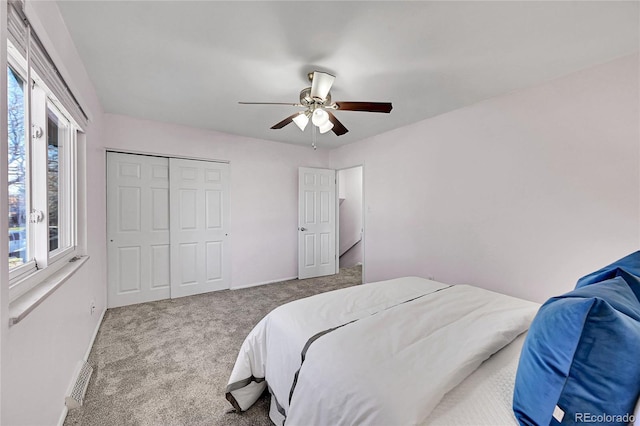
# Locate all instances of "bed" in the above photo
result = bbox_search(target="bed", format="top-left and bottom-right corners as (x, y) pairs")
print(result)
(225, 276), (540, 425)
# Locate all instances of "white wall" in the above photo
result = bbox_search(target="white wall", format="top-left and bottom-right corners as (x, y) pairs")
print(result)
(340, 240), (362, 269)
(103, 113), (330, 290)
(1, 2), (107, 425)
(330, 54), (640, 303)
(338, 166), (363, 266)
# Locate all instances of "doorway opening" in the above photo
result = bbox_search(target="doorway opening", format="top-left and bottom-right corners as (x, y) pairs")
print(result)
(337, 166), (364, 283)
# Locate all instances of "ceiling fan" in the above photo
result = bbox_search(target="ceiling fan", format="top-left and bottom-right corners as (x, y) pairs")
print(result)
(239, 71), (393, 138)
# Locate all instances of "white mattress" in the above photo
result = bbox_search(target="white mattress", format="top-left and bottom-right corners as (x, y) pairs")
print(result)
(424, 332), (527, 425)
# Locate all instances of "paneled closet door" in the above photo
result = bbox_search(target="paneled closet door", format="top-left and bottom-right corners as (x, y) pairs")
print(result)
(169, 158), (230, 298)
(298, 167), (337, 279)
(107, 152), (171, 308)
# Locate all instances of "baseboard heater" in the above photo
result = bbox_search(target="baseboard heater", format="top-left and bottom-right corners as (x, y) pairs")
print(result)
(65, 361), (93, 409)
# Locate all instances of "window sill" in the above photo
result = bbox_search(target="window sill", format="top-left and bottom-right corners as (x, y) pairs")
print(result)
(9, 255), (90, 326)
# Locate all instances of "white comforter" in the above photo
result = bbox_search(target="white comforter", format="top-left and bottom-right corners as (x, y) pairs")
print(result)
(226, 277), (539, 425)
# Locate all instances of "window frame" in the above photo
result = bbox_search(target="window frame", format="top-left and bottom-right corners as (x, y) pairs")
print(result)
(45, 100), (75, 261)
(7, 50), (37, 283)
(7, 41), (81, 302)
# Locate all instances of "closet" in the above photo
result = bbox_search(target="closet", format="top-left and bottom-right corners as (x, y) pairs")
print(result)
(106, 152), (230, 308)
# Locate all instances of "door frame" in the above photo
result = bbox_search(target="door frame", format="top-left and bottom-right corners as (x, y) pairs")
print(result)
(335, 164), (365, 284)
(103, 147), (230, 165)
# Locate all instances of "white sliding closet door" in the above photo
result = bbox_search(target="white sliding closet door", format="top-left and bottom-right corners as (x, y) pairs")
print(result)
(107, 152), (171, 308)
(170, 158), (230, 298)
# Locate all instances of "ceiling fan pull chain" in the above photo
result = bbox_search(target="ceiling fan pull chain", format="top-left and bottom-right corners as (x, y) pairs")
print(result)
(312, 125), (317, 150)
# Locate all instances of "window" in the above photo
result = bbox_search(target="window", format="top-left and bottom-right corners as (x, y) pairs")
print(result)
(7, 48), (80, 300)
(7, 65), (28, 270)
(47, 110), (60, 252)
(47, 104), (72, 255)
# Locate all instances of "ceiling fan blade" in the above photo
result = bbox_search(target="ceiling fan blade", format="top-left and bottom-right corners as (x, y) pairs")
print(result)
(239, 102), (301, 106)
(327, 111), (349, 136)
(334, 101), (393, 113)
(310, 71), (335, 100)
(270, 113), (301, 129)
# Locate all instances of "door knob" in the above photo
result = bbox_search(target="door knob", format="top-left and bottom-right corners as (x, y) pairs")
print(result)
(299, 227), (307, 231)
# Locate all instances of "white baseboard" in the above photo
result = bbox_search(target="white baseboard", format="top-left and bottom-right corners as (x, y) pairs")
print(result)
(231, 276), (298, 290)
(57, 406), (68, 426)
(84, 307), (106, 361)
(57, 307), (107, 426)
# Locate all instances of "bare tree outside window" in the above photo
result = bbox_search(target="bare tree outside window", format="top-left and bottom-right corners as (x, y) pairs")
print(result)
(47, 113), (60, 252)
(7, 66), (27, 268)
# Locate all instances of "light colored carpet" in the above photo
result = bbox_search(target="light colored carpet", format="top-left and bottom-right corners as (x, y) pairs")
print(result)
(64, 266), (362, 426)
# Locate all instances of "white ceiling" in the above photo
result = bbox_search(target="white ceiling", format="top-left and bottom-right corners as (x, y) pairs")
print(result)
(57, 1), (639, 149)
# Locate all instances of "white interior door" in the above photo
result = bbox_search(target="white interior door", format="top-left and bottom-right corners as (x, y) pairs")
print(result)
(107, 152), (171, 308)
(170, 158), (230, 298)
(298, 167), (337, 279)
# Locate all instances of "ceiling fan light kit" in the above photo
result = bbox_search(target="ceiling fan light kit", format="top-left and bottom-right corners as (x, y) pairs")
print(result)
(239, 70), (393, 147)
(318, 120), (334, 134)
(293, 112), (310, 131)
(312, 108), (330, 126)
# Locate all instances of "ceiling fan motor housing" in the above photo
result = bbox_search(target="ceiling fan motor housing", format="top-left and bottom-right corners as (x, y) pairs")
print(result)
(300, 87), (331, 107)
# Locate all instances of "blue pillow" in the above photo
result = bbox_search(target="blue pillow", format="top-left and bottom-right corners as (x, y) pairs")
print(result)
(513, 276), (640, 426)
(576, 251), (640, 302)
